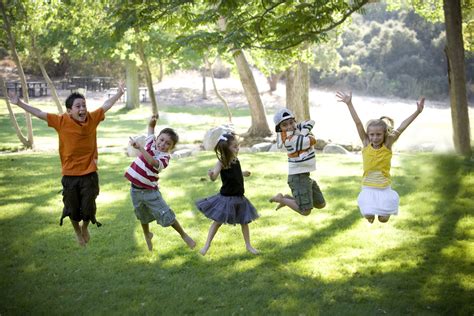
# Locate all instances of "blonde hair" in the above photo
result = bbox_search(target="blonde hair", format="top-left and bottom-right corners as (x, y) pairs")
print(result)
(366, 116), (395, 143)
(214, 133), (237, 169)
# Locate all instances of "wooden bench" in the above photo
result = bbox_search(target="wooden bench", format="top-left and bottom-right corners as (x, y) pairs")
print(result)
(107, 87), (148, 102)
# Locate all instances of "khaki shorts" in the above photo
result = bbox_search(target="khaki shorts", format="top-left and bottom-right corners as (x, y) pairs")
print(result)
(288, 173), (325, 213)
(130, 186), (176, 227)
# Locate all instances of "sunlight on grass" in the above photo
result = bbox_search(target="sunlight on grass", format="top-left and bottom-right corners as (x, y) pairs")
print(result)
(1, 150), (472, 314)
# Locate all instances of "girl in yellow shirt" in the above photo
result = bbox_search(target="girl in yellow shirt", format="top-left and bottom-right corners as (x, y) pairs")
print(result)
(336, 91), (424, 223)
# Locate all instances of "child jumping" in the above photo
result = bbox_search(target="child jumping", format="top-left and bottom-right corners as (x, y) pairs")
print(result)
(8, 85), (124, 247)
(336, 91), (424, 223)
(269, 109), (326, 216)
(125, 115), (196, 251)
(196, 133), (259, 256)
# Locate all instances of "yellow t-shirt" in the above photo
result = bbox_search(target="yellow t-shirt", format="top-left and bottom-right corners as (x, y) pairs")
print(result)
(361, 144), (392, 187)
(47, 108), (105, 176)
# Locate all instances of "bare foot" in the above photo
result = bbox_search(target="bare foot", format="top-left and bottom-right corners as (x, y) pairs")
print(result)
(183, 235), (196, 249)
(199, 246), (209, 256)
(81, 226), (90, 243)
(269, 193), (284, 210)
(246, 246), (259, 255)
(144, 232), (153, 251)
(75, 233), (86, 247)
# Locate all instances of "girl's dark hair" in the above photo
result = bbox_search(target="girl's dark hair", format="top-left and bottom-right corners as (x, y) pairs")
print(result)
(159, 128), (179, 150)
(214, 133), (236, 169)
(65, 92), (85, 109)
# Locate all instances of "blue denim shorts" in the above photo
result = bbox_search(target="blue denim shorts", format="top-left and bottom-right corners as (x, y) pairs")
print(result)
(130, 186), (176, 227)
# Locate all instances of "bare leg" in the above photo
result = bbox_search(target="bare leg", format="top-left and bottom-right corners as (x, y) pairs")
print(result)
(365, 215), (375, 224)
(200, 221), (222, 256)
(378, 215), (390, 223)
(241, 224), (258, 255)
(171, 220), (196, 249)
(81, 220), (90, 243)
(71, 219), (85, 247)
(270, 193), (309, 215)
(141, 223), (154, 251)
(270, 194), (294, 210)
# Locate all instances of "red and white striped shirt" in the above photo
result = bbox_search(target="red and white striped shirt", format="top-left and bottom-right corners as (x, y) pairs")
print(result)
(124, 135), (170, 190)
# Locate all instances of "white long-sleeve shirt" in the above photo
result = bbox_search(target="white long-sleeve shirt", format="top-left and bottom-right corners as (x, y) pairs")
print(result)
(279, 120), (317, 175)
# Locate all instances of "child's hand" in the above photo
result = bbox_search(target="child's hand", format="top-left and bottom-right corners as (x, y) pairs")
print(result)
(129, 137), (141, 150)
(117, 82), (125, 95)
(8, 92), (19, 105)
(207, 169), (215, 179)
(416, 97), (425, 113)
(242, 171), (251, 177)
(149, 114), (158, 128)
(336, 91), (352, 105)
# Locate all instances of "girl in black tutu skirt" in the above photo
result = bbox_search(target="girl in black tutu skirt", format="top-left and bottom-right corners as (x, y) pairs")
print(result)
(196, 133), (259, 255)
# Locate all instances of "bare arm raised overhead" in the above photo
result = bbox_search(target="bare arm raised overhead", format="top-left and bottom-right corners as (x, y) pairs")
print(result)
(8, 92), (47, 121)
(102, 82), (125, 113)
(385, 97), (425, 148)
(336, 91), (369, 146)
(147, 114), (158, 136)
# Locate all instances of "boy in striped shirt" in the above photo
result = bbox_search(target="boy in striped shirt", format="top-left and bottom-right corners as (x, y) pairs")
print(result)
(269, 109), (326, 216)
(125, 115), (195, 251)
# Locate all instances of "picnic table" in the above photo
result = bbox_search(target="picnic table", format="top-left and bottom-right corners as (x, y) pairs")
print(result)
(6, 81), (49, 98)
(107, 87), (148, 102)
(68, 76), (113, 91)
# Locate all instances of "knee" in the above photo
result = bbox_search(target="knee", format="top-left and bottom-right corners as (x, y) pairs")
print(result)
(378, 215), (390, 223)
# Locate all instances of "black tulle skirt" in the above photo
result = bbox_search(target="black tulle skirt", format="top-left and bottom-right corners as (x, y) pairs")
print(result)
(196, 193), (259, 225)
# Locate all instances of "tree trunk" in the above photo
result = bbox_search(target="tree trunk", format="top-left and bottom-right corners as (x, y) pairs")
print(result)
(286, 61), (310, 122)
(267, 72), (282, 94)
(443, 0), (471, 156)
(0, 77), (30, 147)
(1, 1), (33, 148)
(202, 59), (207, 100)
(31, 38), (63, 113)
(125, 59), (140, 109)
(158, 61), (163, 83)
(137, 41), (158, 115)
(233, 50), (272, 137)
(205, 56), (232, 122)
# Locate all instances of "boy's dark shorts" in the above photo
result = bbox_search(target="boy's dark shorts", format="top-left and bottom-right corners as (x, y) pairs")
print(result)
(60, 172), (100, 225)
(288, 173), (325, 213)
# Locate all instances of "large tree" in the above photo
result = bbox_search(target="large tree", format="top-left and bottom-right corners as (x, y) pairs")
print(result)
(389, 0), (472, 155)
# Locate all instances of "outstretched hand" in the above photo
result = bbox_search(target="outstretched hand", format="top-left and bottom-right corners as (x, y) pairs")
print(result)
(8, 91), (20, 105)
(129, 137), (141, 150)
(336, 91), (352, 105)
(149, 114), (159, 128)
(117, 82), (125, 95)
(416, 97), (425, 113)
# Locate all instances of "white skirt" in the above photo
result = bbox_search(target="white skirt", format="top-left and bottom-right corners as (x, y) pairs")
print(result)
(357, 186), (399, 216)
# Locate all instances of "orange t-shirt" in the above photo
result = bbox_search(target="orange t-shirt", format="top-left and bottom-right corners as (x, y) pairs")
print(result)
(47, 108), (105, 176)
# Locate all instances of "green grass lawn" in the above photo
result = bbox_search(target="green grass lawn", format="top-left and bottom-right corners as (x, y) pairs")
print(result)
(0, 149), (472, 315)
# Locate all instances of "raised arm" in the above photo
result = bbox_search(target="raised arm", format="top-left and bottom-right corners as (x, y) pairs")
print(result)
(147, 115), (158, 136)
(336, 91), (368, 145)
(102, 82), (125, 113)
(129, 137), (161, 169)
(386, 97), (425, 146)
(8, 92), (47, 121)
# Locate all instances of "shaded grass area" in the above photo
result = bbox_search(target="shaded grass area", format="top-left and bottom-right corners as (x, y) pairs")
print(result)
(0, 152), (472, 314)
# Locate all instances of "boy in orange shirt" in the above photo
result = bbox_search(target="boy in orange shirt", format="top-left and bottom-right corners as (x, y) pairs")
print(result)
(9, 84), (124, 246)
